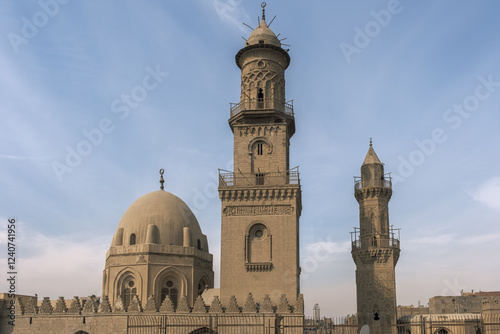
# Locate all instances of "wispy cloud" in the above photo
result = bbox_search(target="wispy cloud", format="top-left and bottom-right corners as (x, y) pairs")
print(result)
(0, 220), (110, 298)
(211, 0), (250, 32)
(471, 176), (500, 211)
(0, 155), (47, 160)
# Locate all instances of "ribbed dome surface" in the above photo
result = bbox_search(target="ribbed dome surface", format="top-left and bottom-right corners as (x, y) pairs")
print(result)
(114, 190), (206, 249)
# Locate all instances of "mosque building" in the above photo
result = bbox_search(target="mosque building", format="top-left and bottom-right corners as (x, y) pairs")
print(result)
(0, 4), (305, 334)
(1, 3), (499, 334)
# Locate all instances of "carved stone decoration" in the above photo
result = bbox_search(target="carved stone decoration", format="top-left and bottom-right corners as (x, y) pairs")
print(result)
(68, 297), (82, 314)
(97, 296), (112, 313)
(128, 295), (143, 313)
(209, 296), (223, 313)
(82, 296), (98, 313)
(224, 205), (293, 217)
(54, 296), (67, 314)
(39, 297), (53, 314)
(159, 295), (175, 313)
(277, 294), (291, 314)
(176, 295), (191, 313)
(219, 188), (300, 203)
(226, 295), (240, 313)
(243, 293), (258, 313)
(15, 297), (25, 315)
(144, 295), (158, 312)
(24, 297), (39, 315)
(193, 295), (207, 313)
(295, 294), (304, 314)
(24, 297), (38, 314)
(260, 294), (274, 313)
(113, 296), (126, 313)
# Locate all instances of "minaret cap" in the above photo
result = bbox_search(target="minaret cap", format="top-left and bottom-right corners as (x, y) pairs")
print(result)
(245, 3), (281, 47)
(362, 139), (382, 165)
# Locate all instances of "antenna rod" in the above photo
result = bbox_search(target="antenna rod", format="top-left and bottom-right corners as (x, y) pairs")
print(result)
(269, 15), (276, 26)
(242, 22), (254, 30)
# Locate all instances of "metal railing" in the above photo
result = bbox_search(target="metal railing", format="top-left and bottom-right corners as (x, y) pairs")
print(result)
(230, 98), (294, 118)
(354, 177), (392, 191)
(219, 167), (300, 187)
(351, 226), (401, 251)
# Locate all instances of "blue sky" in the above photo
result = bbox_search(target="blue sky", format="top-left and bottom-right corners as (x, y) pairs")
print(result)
(1, 0), (500, 318)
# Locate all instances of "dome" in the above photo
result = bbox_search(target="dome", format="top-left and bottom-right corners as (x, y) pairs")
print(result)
(246, 18), (281, 48)
(112, 190), (208, 251)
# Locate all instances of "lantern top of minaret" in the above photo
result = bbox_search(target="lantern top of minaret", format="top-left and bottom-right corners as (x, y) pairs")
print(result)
(362, 139), (382, 165)
(245, 2), (281, 48)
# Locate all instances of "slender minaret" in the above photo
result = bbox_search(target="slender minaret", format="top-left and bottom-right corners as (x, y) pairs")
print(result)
(218, 3), (301, 306)
(351, 141), (400, 333)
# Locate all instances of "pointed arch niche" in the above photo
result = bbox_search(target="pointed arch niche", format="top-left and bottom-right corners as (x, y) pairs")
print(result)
(245, 222), (273, 272)
(154, 267), (188, 309)
(114, 268), (143, 310)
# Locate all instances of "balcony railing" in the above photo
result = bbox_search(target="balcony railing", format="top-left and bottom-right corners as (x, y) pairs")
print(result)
(219, 167), (300, 187)
(354, 174), (392, 191)
(230, 99), (294, 118)
(350, 226), (401, 251)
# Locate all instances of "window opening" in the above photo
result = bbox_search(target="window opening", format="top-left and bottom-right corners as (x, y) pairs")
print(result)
(256, 173), (265, 185)
(256, 142), (263, 155)
(161, 280), (178, 309)
(130, 233), (136, 245)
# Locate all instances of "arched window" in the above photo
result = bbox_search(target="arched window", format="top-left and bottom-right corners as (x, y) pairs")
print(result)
(256, 142), (263, 155)
(161, 280), (179, 309)
(435, 329), (449, 334)
(246, 223), (272, 266)
(257, 88), (264, 101)
(130, 233), (136, 245)
(122, 279), (137, 310)
(197, 239), (202, 250)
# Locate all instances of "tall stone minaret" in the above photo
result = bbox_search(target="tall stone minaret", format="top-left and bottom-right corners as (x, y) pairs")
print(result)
(352, 141), (400, 333)
(218, 3), (301, 306)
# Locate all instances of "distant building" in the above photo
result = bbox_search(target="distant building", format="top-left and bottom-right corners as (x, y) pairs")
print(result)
(313, 303), (321, 321)
(397, 305), (430, 318)
(429, 291), (500, 314)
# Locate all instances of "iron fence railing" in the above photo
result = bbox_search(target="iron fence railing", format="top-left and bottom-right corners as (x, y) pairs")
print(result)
(219, 167), (300, 187)
(351, 226), (401, 252)
(354, 177), (392, 191)
(230, 99), (294, 118)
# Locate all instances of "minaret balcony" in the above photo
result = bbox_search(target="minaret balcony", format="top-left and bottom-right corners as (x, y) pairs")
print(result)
(230, 98), (294, 118)
(354, 176), (392, 191)
(218, 167), (300, 188)
(350, 227), (400, 252)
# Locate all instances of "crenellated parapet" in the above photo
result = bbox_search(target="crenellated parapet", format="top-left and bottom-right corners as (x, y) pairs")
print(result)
(9, 293), (304, 317)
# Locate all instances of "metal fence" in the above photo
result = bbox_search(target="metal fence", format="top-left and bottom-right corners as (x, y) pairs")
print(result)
(127, 316), (500, 334)
(127, 314), (295, 334)
(219, 168), (300, 187)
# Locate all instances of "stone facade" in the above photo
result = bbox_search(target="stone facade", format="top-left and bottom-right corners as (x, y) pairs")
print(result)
(351, 144), (400, 333)
(102, 191), (214, 310)
(219, 9), (301, 306)
(0, 293), (304, 334)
